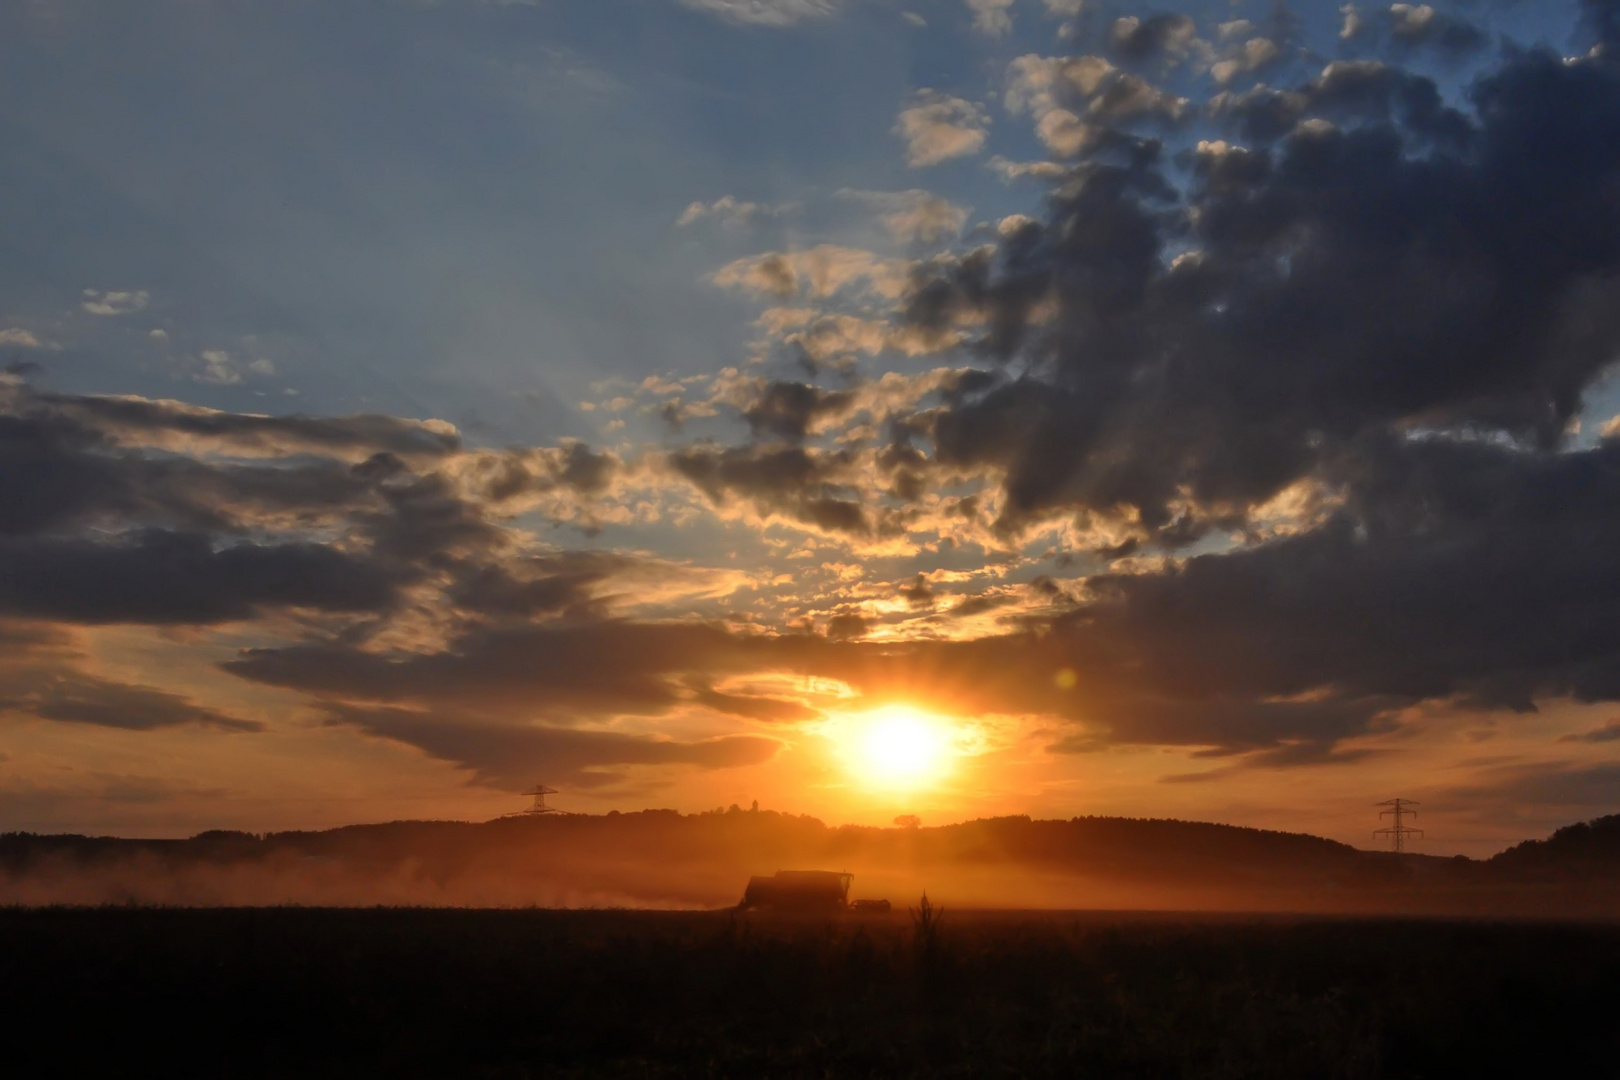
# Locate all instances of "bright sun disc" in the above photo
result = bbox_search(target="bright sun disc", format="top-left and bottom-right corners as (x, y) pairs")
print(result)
(848, 706), (953, 788)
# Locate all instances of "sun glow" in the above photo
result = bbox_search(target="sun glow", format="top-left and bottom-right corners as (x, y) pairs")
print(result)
(841, 705), (957, 790)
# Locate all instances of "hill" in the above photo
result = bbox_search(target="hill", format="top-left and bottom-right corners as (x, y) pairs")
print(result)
(1, 809), (1615, 914)
(1488, 814), (1620, 881)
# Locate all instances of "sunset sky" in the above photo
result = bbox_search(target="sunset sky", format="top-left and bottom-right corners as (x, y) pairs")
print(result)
(4, 0), (1620, 853)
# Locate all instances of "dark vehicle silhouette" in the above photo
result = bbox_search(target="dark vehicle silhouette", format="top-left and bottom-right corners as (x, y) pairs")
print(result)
(849, 898), (891, 913)
(740, 870), (852, 911)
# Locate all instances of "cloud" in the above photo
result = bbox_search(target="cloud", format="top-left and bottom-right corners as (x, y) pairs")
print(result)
(0, 530), (408, 625)
(690, 683), (817, 722)
(80, 289), (149, 317)
(325, 704), (779, 789)
(445, 551), (630, 621)
(184, 349), (276, 386)
(1444, 762), (1620, 809)
(1109, 14), (1200, 64)
(1340, 4), (1364, 39)
(907, 45), (1620, 544)
(0, 669), (260, 732)
(1588, 0), (1620, 49)
(668, 443), (870, 534)
(226, 620), (763, 720)
(23, 386), (460, 461)
(15, 8), (1620, 779)
(1561, 719), (1620, 743)
(676, 195), (791, 228)
(1004, 54), (1188, 157)
(987, 156), (1068, 183)
(0, 329), (48, 348)
(0, 625), (259, 733)
(837, 188), (969, 243)
(894, 91), (990, 167)
(740, 380), (856, 441)
(712, 245), (910, 300)
(1386, 3), (1484, 54)
(679, 0), (841, 27)
(211, 431), (1620, 760)
(966, 0), (1013, 37)
(1210, 38), (1282, 85)
(0, 382), (628, 629)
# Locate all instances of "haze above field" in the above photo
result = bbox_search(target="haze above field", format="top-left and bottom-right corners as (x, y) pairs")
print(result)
(5, 810), (1620, 915)
(4, 0), (1620, 849)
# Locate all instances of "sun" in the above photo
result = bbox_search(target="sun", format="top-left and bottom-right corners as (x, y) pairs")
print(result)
(841, 705), (955, 790)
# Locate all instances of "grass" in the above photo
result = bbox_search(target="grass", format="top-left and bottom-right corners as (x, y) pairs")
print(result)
(3, 906), (1618, 1078)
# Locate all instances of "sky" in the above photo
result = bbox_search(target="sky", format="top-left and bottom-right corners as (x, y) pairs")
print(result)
(4, 0), (1620, 853)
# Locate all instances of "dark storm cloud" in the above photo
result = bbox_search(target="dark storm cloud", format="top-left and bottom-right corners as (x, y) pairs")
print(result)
(899, 574), (935, 610)
(1384, 4), (1485, 56)
(1109, 14), (1198, 65)
(1589, 0), (1620, 45)
(446, 552), (634, 620)
(0, 623), (259, 732)
(741, 381), (855, 441)
(910, 37), (1620, 543)
(0, 383), (628, 627)
(1, 384), (432, 541)
(668, 444), (870, 534)
(220, 598), (1385, 759)
(223, 429), (1620, 760)
(825, 612), (871, 641)
(0, 530), (403, 624)
(926, 434), (1620, 755)
(224, 621), (757, 718)
(0, 670), (260, 732)
(1, 393), (448, 547)
(323, 704), (779, 789)
(351, 465), (503, 564)
(1214, 60), (1474, 146)
(1057, 437), (1620, 713)
(0, 385), (445, 624)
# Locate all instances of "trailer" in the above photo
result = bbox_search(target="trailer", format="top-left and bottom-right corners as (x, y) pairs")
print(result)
(739, 870), (853, 911)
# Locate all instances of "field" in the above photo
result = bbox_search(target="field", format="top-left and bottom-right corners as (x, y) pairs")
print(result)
(6, 906), (1618, 1078)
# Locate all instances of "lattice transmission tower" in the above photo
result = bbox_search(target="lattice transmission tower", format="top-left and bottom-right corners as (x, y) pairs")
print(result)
(504, 784), (566, 817)
(1374, 798), (1423, 853)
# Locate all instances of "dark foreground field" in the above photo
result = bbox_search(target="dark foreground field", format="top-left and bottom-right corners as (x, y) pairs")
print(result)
(6, 908), (1619, 1078)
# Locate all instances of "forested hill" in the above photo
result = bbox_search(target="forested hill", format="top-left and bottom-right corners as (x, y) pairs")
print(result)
(1488, 814), (1620, 880)
(1, 810), (1616, 913)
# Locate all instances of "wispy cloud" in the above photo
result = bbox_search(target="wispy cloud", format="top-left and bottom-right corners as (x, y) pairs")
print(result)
(679, 0), (842, 27)
(836, 188), (968, 243)
(966, 0), (1014, 37)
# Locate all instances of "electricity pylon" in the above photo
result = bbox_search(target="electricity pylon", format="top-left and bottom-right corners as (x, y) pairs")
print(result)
(1374, 798), (1423, 853)
(504, 784), (564, 817)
